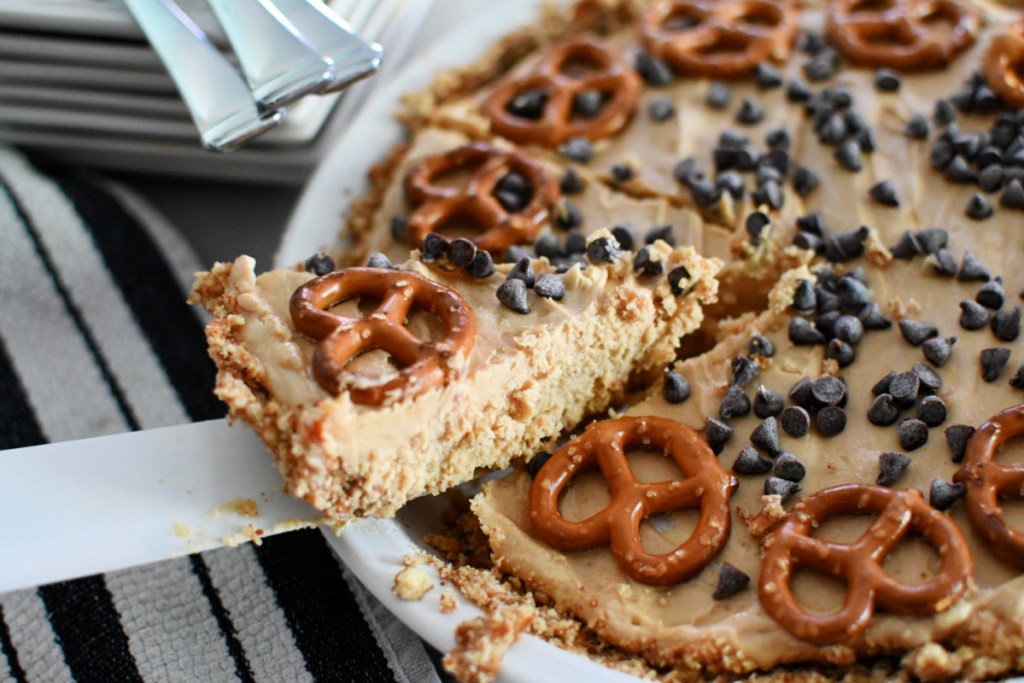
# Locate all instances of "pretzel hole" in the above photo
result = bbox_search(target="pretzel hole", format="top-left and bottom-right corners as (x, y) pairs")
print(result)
(809, 514), (873, 544)
(850, 0), (896, 13)
(860, 24), (919, 48)
(429, 165), (480, 190)
(556, 468), (613, 522)
(662, 8), (703, 31)
(326, 297), (444, 377)
(639, 510), (702, 554)
(882, 534), (942, 585)
(558, 54), (609, 79)
(992, 439), (1024, 467)
(790, 569), (849, 615)
(735, 6), (784, 28)
(918, 9), (958, 35)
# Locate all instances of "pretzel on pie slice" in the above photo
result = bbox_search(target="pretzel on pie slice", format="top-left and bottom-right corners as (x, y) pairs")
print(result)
(481, 36), (640, 147)
(827, 0), (979, 71)
(954, 403), (1024, 568)
(290, 268), (476, 406)
(759, 484), (972, 644)
(529, 416), (737, 586)
(981, 21), (1024, 108)
(402, 142), (558, 255)
(641, 0), (798, 78)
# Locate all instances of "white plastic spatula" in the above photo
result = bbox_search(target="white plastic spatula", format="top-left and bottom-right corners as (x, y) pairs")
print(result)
(0, 419), (319, 593)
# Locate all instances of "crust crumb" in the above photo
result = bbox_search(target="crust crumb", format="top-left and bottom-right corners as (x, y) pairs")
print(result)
(440, 590), (458, 614)
(905, 642), (961, 681)
(393, 566), (434, 601)
(442, 604), (536, 683)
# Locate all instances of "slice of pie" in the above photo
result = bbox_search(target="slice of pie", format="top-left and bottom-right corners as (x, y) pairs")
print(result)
(474, 244), (1024, 679)
(190, 241), (718, 521)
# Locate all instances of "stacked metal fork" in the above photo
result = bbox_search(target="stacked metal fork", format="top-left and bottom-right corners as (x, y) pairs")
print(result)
(124, 0), (383, 152)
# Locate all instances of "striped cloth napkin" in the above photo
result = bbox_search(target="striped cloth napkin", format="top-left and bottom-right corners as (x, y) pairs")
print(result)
(0, 146), (449, 683)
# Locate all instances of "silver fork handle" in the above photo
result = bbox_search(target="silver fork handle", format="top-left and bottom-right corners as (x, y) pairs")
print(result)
(123, 0), (281, 152)
(269, 0), (383, 94)
(206, 0), (335, 109)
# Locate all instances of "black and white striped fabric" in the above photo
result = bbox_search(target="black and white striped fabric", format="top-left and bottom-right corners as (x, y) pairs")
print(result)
(0, 146), (449, 683)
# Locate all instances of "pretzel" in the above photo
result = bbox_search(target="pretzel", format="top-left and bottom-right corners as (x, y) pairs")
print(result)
(759, 484), (972, 644)
(954, 404), (1024, 568)
(402, 142), (558, 254)
(641, 0), (797, 78)
(981, 20), (1024, 108)
(529, 416), (737, 586)
(481, 36), (640, 147)
(289, 268), (476, 405)
(827, 0), (979, 71)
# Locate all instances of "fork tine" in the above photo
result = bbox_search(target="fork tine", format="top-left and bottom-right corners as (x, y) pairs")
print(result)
(123, 0), (281, 152)
(268, 0), (382, 94)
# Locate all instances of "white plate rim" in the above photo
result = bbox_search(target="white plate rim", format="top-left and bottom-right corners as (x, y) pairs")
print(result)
(279, 3), (643, 681)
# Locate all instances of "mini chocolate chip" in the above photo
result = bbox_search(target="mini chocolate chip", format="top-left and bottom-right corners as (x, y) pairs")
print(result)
(793, 279), (816, 313)
(731, 356), (760, 387)
(931, 141), (955, 170)
(716, 171), (746, 199)
(898, 419), (929, 451)
(634, 51), (673, 86)
(534, 273), (565, 300)
(918, 227), (949, 254)
(755, 63), (783, 89)
(754, 385), (784, 418)
(766, 127), (791, 150)
(867, 393), (900, 426)
(497, 278), (530, 314)
(765, 476), (802, 501)
(645, 224), (675, 247)
(912, 362), (942, 393)
(586, 236), (620, 265)
(365, 252), (392, 269)
(506, 88), (548, 118)
(634, 247), (665, 276)
(977, 280), (1005, 309)
(526, 452), (552, 478)
(1011, 363), (1024, 389)
(804, 51), (837, 82)
(966, 192), (994, 220)
(816, 311), (840, 339)
(856, 128), (877, 153)
(610, 163), (634, 183)
(663, 370), (691, 404)
(720, 385), (752, 420)
(824, 226), (870, 262)
(844, 109), (867, 134)
(495, 172), (532, 212)
(648, 97), (676, 122)
(837, 276), (871, 309)
(981, 347), (1012, 381)
(745, 211), (772, 244)
(707, 81), (732, 110)
(833, 315), (864, 345)
(812, 376), (846, 406)
(555, 197), (583, 229)
(780, 406), (811, 437)
(794, 232), (823, 252)
(564, 231), (587, 255)
(899, 319), (939, 346)
(705, 417), (733, 454)
(979, 165), (1005, 193)
(572, 90), (603, 119)
(934, 99), (956, 125)
(835, 140), (863, 171)
(467, 250), (496, 278)
(447, 238), (477, 267)
(816, 406), (847, 436)
(689, 177), (721, 207)
(789, 317), (825, 345)
(732, 446), (772, 475)
(859, 302), (893, 330)
(559, 137), (593, 163)
(737, 97), (765, 125)
(869, 179), (899, 207)
(389, 215), (408, 242)
(889, 371), (921, 407)
(930, 479), (965, 511)
(792, 166), (820, 197)
(752, 179), (784, 210)
(816, 286), (839, 314)
(610, 225), (635, 251)
(876, 452), (911, 487)
(819, 114), (847, 146)
(904, 113), (930, 139)
(973, 85), (1000, 113)
(535, 234), (561, 260)
(786, 78), (813, 102)
(918, 395), (948, 427)
(749, 334), (775, 358)
(874, 68), (901, 92)
(304, 252), (335, 276)
(751, 417), (781, 456)
(775, 452), (806, 482)
(828, 339), (856, 369)
(992, 306), (1022, 341)
(1002, 179), (1024, 209)
(559, 168), (584, 194)
(508, 257), (536, 288)
(872, 371), (896, 396)
(713, 563), (751, 600)
(928, 249), (959, 277)
(957, 251), (990, 282)
(788, 376), (815, 408)
(668, 266), (692, 296)
(922, 336), (957, 367)
(960, 299), (991, 329)
(719, 130), (748, 151)
(421, 233), (449, 263)
(945, 425), (975, 463)
(890, 231), (923, 259)
(944, 155), (975, 183)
